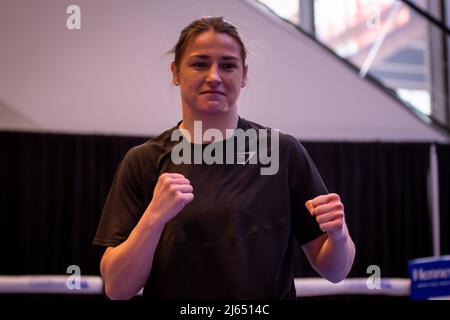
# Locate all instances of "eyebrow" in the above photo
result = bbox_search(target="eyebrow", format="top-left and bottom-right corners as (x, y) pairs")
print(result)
(189, 54), (240, 61)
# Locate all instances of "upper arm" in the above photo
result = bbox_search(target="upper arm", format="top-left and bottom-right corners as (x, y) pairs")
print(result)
(287, 137), (327, 245)
(100, 247), (115, 277)
(93, 148), (151, 247)
(102, 246), (114, 260)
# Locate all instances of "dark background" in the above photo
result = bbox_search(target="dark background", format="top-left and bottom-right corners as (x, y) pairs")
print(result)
(1, 130), (447, 281)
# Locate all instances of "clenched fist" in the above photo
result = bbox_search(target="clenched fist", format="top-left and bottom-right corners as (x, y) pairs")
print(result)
(305, 193), (347, 240)
(146, 173), (194, 225)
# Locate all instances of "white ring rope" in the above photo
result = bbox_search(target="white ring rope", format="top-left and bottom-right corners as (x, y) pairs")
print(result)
(294, 278), (410, 297)
(0, 276), (411, 297)
(0, 275), (103, 294)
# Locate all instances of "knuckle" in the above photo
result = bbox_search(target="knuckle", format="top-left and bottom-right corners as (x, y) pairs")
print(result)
(317, 216), (326, 225)
(159, 174), (169, 184)
(174, 192), (183, 203)
(159, 173), (168, 180)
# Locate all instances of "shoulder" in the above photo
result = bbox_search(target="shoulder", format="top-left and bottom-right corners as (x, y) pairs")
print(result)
(240, 117), (305, 152)
(118, 125), (179, 182)
(124, 125), (178, 163)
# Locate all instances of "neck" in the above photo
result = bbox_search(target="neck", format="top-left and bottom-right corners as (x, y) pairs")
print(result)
(179, 107), (239, 143)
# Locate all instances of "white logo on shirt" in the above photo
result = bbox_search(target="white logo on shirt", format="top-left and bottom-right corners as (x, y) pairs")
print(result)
(170, 121), (280, 175)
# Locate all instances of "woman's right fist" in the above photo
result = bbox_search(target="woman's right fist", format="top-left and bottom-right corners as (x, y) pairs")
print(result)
(146, 173), (194, 225)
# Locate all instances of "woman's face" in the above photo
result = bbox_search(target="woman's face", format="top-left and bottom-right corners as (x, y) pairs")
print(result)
(172, 31), (247, 116)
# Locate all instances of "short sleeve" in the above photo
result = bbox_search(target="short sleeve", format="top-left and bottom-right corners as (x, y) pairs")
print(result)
(93, 147), (151, 247)
(287, 137), (328, 245)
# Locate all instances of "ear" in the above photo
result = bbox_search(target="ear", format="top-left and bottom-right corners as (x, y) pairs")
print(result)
(241, 64), (248, 88)
(171, 62), (180, 86)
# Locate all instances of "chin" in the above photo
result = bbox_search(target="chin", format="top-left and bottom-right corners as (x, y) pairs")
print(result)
(198, 103), (231, 115)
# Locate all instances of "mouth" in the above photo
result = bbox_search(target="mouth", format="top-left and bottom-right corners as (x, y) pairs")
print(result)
(200, 90), (226, 95)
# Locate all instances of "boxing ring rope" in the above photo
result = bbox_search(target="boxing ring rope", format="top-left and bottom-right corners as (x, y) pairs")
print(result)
(0, 275), (103, 294)
(0, 276), (411, 297)
(294, 278), (410, 297)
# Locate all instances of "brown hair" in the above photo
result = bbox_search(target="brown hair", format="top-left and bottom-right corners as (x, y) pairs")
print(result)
(169, 16), (248, 67)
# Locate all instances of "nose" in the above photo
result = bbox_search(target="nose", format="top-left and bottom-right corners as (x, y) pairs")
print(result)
(206, 64), (221, 86)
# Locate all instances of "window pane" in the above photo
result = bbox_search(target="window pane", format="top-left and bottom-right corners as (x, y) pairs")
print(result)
(257, 0), (300, 25)
(314, 0), (433, 116)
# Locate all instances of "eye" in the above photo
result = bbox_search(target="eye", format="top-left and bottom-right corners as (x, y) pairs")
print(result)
(191, 62), (208, 69)
(221, 63), (237, 71)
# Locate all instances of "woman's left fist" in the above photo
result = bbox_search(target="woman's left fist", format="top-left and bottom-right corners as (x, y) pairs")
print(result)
(305, 193), (347, 240)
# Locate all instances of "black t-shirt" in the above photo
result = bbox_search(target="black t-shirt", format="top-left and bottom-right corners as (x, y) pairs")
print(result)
(93, 117), (328, 299)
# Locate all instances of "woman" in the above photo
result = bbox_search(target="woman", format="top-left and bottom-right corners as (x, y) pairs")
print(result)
(93, 16), (355, 300)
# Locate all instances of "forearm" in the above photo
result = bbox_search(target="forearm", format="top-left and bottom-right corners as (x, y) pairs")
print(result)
(100, 211), (165, 300)
(314, 226), (355, 283)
